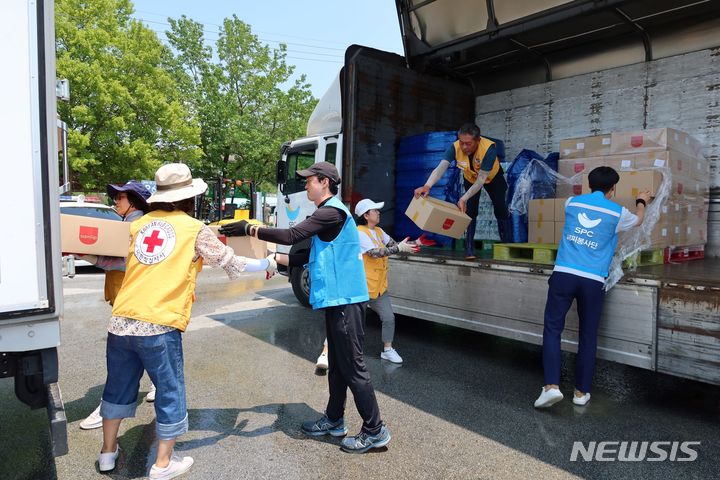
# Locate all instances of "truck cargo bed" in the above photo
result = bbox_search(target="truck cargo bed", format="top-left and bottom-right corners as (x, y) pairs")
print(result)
(388, 254), (720, 385)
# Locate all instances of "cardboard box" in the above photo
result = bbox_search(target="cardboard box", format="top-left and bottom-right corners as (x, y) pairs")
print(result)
(582, 170), (662, 197)
(559, 134), (612, 159)
(405, 195), (471, 239)
(528, 220), (555, 244)
(554, 221), (565, 244)
(61, 214), (131, 256)
(631, 150), (708, 182)
(209, 225), (268, 259)
(528, 199), (555, 222)
(558, 155), (635, 178)
(554, 198), (569, 221)
(610, 128), (703, 158)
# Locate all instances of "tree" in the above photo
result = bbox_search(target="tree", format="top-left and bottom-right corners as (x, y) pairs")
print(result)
(166, 15), (317, 191)
(55, 0), (201, 190)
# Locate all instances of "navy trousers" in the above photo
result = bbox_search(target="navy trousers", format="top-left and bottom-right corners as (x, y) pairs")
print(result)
(542, 271), (605, 393)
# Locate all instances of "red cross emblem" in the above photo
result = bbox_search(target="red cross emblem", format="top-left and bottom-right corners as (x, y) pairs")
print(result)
(143, 229), (165, 253)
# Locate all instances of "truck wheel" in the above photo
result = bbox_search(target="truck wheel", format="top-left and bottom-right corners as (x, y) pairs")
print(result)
(290, 266), (311, 308)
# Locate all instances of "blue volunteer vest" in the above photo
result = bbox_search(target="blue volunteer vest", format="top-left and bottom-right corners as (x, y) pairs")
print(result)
(554, 191), (623, 282)
(308, 197), (370, 309)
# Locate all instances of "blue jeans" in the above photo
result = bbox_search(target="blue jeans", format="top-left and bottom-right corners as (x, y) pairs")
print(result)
(542, 272), (605, 393)
(101, 330), (188, 440)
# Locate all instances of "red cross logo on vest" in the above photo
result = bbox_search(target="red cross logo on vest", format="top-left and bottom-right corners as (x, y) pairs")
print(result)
(134, 220), (177, 265)
(143, 230), (165, 253)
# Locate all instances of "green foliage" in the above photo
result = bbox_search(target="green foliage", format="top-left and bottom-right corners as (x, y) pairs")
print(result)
(166, 15), (317, 191)
(56, 1), (317, 192)
(56, 0), (202, 189)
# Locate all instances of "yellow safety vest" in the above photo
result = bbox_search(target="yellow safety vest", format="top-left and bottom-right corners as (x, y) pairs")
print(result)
(453, 137), (500, 184)
(112, 210), (204, 332)
(104, 270), (125, 306)
(357, 225), (388, 299)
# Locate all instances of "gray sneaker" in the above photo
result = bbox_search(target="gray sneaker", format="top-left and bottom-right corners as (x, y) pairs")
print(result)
(341, 425), (391, 453)
(301, 415), (347, 437)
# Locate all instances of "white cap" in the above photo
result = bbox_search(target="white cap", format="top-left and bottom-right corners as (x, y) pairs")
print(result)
(354, 198), (385, 217)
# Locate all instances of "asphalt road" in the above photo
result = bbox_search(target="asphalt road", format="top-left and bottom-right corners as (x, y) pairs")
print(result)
(1, 268), (719, 480)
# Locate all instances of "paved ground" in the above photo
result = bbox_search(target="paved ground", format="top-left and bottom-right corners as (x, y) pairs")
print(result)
(1, 267), (719, 480)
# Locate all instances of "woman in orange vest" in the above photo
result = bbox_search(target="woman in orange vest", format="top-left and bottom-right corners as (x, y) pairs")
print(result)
(95, 164), (277, 478)
(315, 198), (419, 369)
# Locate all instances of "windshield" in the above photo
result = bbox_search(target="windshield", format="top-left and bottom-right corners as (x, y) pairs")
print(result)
(284, 148), (316, 195)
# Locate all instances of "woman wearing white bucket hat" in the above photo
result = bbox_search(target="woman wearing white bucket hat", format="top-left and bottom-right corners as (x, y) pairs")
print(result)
(95, 163), (277, 479)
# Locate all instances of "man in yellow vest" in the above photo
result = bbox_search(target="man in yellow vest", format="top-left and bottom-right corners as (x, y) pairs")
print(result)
(414, 123), (512, 259)
(96, 163), (277, 479)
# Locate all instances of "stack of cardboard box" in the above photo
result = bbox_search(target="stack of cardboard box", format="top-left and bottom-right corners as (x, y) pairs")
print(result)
(529, 128), (708, 248)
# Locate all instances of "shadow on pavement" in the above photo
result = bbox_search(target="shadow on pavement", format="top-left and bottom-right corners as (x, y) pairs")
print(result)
(207, 287), (720, 480)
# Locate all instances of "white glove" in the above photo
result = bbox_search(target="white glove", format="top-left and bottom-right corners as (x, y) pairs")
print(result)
(397, 238), (417, 254)
(265, 253), (278, 279)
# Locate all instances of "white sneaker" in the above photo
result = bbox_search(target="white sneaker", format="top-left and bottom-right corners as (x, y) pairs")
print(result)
(573, 392), (591, 406)
(97, 444), (119, 472)
(534, 387), (564, 408)
(149, 452), (194, 480)
(380, 348), (403, 364)
(146, 383), (156, 402)
(316, 352), (329, 370)
(80, 404), (103, 430)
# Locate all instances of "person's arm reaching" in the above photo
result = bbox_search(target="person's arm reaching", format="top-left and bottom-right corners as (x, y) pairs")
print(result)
(414, 160), (450, 198)
(194, 226), (274, 278)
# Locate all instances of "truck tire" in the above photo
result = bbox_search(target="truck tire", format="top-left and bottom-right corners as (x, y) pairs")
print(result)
(290, 265), (311, 308)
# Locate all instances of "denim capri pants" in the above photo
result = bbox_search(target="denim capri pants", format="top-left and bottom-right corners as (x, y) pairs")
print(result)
(100, 329), (188, 440)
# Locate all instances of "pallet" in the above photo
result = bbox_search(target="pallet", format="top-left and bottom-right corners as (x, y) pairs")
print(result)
(493, 243), (558, 265)
(664, 244), (705, 263)
(623, 248), (665, 268)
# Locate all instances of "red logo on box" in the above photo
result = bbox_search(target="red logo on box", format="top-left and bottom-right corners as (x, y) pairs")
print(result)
(442, 218), (455, 230)
(574, 162), (584, 173)
(631, 135), (644, 147)
(677, 183), (684, 194)
(79, 226), (99, 245)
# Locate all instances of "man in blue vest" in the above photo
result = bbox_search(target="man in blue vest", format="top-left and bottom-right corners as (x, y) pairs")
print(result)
(534, 166), (652, 408)
(414, 123), (512, 259)
(219, 162), (390, 453)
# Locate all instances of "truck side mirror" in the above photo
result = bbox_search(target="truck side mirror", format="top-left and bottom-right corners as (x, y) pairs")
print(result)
(276, 160), (287, 184)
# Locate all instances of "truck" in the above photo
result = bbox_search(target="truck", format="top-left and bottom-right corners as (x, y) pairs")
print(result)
(275, 0), (720, 386)
(1, 0), (68, 456)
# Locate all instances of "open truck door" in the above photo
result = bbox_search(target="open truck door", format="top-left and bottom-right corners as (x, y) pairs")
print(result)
(0, 0), (68, 456)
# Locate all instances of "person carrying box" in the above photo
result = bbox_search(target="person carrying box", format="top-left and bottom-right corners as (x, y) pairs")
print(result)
(414, 123), (512, 259)
(534, 166), (652, 409)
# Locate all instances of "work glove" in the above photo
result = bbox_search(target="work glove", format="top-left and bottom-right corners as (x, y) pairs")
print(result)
(219, 220), (250, 237)
(397, 237), (420, 254)
(265, 253), (278, 279)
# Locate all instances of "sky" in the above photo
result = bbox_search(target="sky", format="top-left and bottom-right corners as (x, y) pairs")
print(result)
(130, 0), (405, 98)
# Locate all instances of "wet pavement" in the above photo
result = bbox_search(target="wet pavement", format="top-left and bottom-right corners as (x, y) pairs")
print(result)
(1, 268), (719, 479)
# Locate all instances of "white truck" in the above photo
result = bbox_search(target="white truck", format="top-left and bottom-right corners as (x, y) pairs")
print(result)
(1, 0), (68, 456)
(275, 1), (720, 386)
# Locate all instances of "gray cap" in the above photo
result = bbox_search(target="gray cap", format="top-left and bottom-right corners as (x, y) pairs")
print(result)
(296, 162), (341, 184)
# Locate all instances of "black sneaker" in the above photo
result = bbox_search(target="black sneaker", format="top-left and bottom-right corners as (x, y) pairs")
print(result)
(301, 415), (348, 437)
(340, 425), (391, 453)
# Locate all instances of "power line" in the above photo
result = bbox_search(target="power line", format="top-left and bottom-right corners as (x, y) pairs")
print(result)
(137, 17), (347, 52)
(134, 8), (350, 47)
(145, 27), (343, 64)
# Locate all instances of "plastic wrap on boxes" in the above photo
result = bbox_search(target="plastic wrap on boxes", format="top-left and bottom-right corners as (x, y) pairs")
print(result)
(509, 158), (672, 290)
